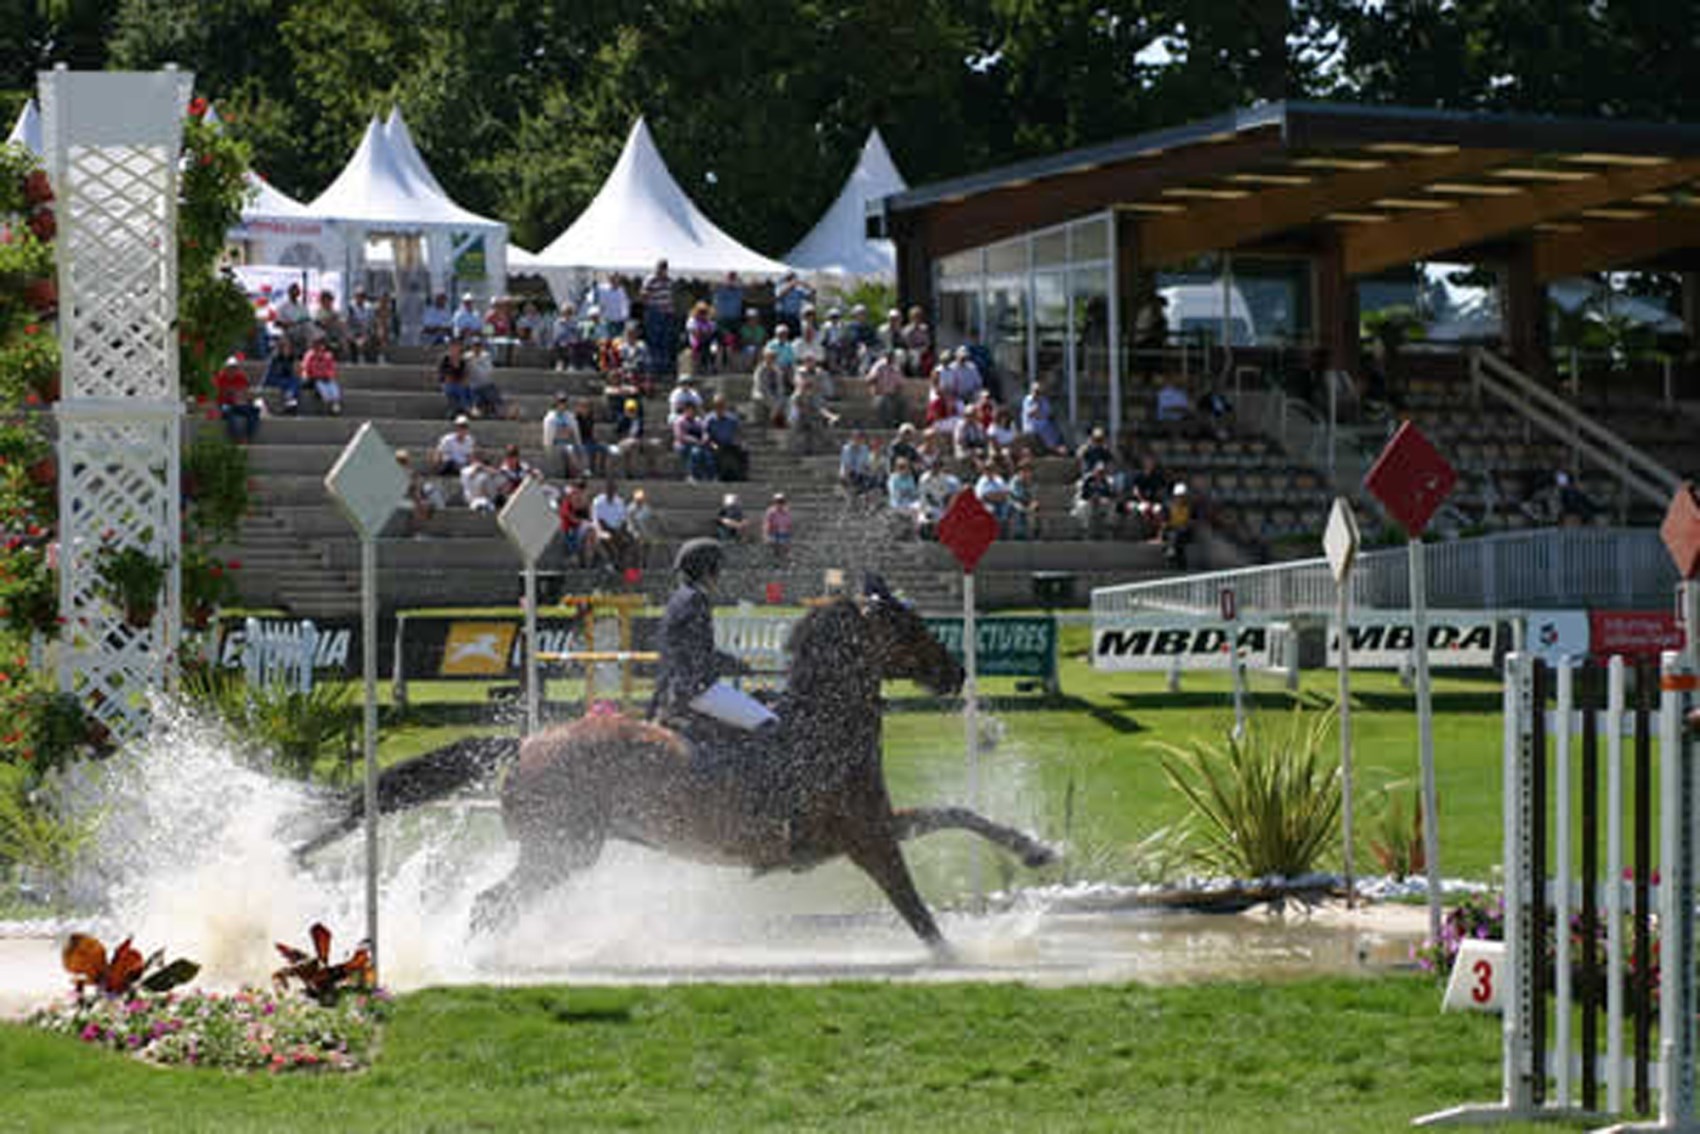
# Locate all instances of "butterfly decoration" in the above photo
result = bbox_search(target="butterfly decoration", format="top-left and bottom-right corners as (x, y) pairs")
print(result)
(61, 933), (200, 997)
(273, 922), (374, 1006)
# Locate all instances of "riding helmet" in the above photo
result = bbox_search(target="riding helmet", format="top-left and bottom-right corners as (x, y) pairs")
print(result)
(674, 537), (723, 583)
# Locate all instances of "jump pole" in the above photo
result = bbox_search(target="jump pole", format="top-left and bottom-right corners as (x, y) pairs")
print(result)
(325, 423), (409, 983)
(1324, 498), (1361, 908)
(497, 479), (560, 737)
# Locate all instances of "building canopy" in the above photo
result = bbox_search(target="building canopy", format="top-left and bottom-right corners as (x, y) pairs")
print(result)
(786, 128), (907, 279)
(534, 117), (790, 282)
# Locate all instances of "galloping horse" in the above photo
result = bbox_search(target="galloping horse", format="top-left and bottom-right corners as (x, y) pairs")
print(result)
(470, 580), (1055, 951)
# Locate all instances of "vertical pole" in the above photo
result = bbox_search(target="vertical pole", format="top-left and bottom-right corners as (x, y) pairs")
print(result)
(964, 570), (981, 905)
(360, 537), (380, 982)
(1411, 537), (1444, 949)
(1579, 663), (1599, 1113)
(1504, 652), (1536, 1113)
(1634, 661), (1653, 1115)
(523, 563), (539, 736)
(1338, 576), (1355, 908)
(1606, 655), (1625, 1116)
(1230, 634), (1246, 741)
(1660, 578), (1700, 1126)
(1531, 660), (1549, 1108)
(1554, 661), (1573, 1109)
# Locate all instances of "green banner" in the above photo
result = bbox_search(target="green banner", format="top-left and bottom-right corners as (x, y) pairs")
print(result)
(924, 616), (1057, 684)
(453, 234), (487, 281)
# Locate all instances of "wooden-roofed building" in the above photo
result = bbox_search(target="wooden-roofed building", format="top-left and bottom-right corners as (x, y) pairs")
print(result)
(875, 101), (1700, 439)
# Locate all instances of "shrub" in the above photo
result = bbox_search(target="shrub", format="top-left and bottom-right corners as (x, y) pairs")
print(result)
(1154, 708), (1341, 880)
(180, 664), (358, 781)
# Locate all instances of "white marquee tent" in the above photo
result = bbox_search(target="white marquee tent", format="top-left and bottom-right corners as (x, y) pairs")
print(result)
(7, 99), (41, 155)
(309, 112), (507, 303)
(532, 117), (789, 297)
(230, 170), (347, 270)
(785, 128), (907, 279)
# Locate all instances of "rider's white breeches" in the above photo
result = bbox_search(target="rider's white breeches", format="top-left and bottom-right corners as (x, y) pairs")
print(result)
(689, 681), (778, 730)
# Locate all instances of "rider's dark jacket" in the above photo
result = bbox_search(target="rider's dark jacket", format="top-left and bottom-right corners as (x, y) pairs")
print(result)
(654, 580), (740, 717)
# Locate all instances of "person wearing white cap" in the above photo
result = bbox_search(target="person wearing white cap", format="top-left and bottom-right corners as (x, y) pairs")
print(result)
(433, 415), (476, 476)
(1162, 481), (1194, 568)
(451, 292), (483, 341)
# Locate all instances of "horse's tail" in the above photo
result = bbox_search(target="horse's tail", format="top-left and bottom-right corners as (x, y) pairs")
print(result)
(294, 735), (520, 861)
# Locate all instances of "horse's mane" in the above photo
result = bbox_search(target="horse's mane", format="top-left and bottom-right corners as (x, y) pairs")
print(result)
(784, 598), (875, 699)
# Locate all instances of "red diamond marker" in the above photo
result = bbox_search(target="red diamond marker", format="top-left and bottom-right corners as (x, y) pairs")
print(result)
(1364, 421), (1457, 540)
(1661, 482), (1700, 580)
(937, 491), (998, 573)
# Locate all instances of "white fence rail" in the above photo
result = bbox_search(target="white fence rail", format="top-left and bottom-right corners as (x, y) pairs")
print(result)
(1093, 528), (1674, 619)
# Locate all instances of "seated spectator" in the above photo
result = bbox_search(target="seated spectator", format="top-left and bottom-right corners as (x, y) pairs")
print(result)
(579, 304), (605, 352)
(1008, 462), (1039, 540)
(261, 335), (302, 415)
(887, 456), (923, 538)
(1072, 464), (1118, 539)
(311, 290), (347, 356)
(953, 409), (989, 463)
(420, 292), (453, 345)
(628, 487), (657, 550)
(942, 345), (982, 404)
(542, 392), (585, 478)
(865, 348), (906, 429)
(214, 354), (260, 443)
(673, 401), (716, 483)
(685, 301), (718, 375)
(1556, 471), (1596, 526)
(299, 337), (344, 415)
(886, 421), (921, 469)
(901, 306), (933, 375)
(396, 448), (443, 533)
(667, 374), (704, 425)
(452, 292), (483, 341)
(516, 301), (549, 346)
(1200, 383), (1236, 439)
(786, 368), (839, 455)
(924, 374), (963, 438)
(345, 289), (377, 363)
(612, 397), (655, 478)
(556, 477), (597, 566)
(917, 462), (963, 538)
(716, 492), (749, 542)
(466, 338), (506, 418)
(1125, 453), (1170, 539)
(751, 343), (787, 419)
(1076, 426), (1116, 477)
(879, 308), (905, 357)
(822, 307), (855, 376)
(769, 322), (797, 379)
(974, 459), (1012, 530)
(795, 316), (829, 395)
(738, 307), (768, 366)
(437, 339), (475, 417)
(591, 477), (635, 571)
(1021, 381), (1069, 456)
(550, 304), (582, 371)
(965, 328), (998, 402)
(576, 396), (608, 477)
(847, 303), (878, 367)
(1162, 482), (1194, 567)
(704, 395), (746, 482)
(763, 492), (793, 566)
(493, 444), (535, 507)
(590, 274), (629, 339)
(1155, 375), (1193, 428)
(273, 283), (311, 352)
(433, 416), (477, 476)
(839, 429), (881, 506)
(460, 452), (502, 513)
(484, 297), (514, 341)
(616, 321), (651, 395)
(989, 405), (1019, 457)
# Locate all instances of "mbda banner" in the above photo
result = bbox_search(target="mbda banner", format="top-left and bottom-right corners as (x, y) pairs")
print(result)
(1093, 618), (1285, 672)
(1326, 612), (1501, 669)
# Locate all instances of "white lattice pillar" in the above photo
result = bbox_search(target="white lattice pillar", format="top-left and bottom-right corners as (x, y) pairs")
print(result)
(42, 68), (192, 742)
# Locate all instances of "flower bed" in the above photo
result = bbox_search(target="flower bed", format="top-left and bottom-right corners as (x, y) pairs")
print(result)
(29, 986), (387, 1072)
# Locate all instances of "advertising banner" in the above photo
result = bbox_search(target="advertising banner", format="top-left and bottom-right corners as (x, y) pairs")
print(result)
(1590, 610), (1686, 657)
(1325, 612), (1500, 669)
(1093, 618), (1284, 672)
(1524, 610), (1591, 665)
(925, 617), (1057, 682)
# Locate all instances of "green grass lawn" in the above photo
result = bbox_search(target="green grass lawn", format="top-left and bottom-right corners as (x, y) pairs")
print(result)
(0, 975), (1576, 1133)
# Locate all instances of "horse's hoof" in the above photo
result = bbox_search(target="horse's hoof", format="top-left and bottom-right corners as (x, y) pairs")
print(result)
(927, 940), (961, 967)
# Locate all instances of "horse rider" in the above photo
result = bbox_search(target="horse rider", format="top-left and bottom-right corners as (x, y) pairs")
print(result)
(653, 538), (778, 735)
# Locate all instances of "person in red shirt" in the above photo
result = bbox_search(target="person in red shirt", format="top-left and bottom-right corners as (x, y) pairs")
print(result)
(214, 354), (260, 443)
(763, 492), (793, 567)
(298, 339), (344, 415)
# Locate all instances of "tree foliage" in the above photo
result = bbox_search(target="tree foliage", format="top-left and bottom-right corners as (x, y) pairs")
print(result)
(3, 2), (1700, 257)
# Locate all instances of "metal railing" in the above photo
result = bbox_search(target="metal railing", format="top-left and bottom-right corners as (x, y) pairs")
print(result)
(1470, 349), (1681, 510)
(1092, 527), (1676, 619)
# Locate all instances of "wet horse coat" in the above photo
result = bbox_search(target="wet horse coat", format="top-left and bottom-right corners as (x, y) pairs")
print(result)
(473, 593), (1053, 949)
